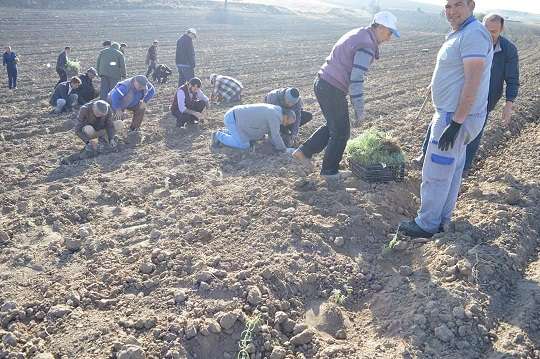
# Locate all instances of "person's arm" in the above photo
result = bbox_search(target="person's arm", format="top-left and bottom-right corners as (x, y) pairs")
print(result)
(197, 89), (210, 106)
(119, 53), (127, 79)
(96, 53), (101, 76)
(143, 83), (156, 103)
(290, 101), (302, 137)
(109, 85), (124, 111)
(269, 116), (287, 152)
(349, 48), (373, 123)
(2, 54), (6, 66)
(75, 106), (89, 140)
(189, 41), (196, 68)
(145, 48), (150, 65)
(105, 114), (116, 143)
(502, 44), (520, 124)
(176, 89), (187, 113)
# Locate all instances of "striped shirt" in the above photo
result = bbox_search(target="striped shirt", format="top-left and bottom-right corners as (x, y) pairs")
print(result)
(349, 47), (376, 118)
(212, 75), (243, 103)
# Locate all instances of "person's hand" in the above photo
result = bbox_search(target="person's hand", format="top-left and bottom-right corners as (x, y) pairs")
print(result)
(438, 120), (462, 151)
(502, 101), (513, 126)
(139, 100), (146, 109)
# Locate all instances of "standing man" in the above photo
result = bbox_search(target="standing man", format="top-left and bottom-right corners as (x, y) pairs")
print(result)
(211, 104), (296, 152)
(56, 46), (70, 87)
(398, 0), (494, 238)
(171, 77), (209, 127)
(77, 67), (99, 104)
(264, 87), (313, 147)
(145, 40), (159, 79)
(291, 12), (399, 182)
(108, 75), (155, 134)
(413, 13), (519, 177)
(120, 43), (127, 55)
(175, 28), (197, 87)
(97, 42), (126, 100)
(3, 46), (18, 90)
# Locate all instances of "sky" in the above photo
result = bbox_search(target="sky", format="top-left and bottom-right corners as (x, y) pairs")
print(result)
(413, 0), (540, 14)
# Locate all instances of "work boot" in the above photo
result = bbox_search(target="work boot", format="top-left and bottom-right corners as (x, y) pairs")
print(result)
(398, 220), (434, 239)
(412, 153), (425, 169)
(210, 131), (222, 150)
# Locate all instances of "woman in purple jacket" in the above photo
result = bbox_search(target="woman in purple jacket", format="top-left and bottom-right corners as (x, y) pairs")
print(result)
(292, 12), (400, 182)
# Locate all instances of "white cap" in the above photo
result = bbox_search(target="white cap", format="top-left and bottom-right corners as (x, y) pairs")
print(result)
(372, 11), (400, 38)
(187, 28), (197, 37)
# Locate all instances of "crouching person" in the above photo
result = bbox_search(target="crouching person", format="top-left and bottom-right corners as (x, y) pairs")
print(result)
(76, 100), (122, 153)
(153, 64), (173, 84)
(264, 87), (313, 146)
(211, 104), (295, 152)
(171, 77), (209, 127)
(50, 76), (81, 114)
(108, 75), (155, 134)
(209, 74), (243, 104)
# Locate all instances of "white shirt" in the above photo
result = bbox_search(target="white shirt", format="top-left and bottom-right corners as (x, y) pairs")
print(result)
(177, 87), (209, 113)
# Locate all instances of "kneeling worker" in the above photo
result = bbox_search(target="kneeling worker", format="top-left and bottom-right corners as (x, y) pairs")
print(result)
(171, 77), (209, 127)
(264, 87), (312, 146)
(211, 103), (296, 152)
(108, 75), (155, 133)
(75, 100), (122, 152)
(50, 76), (81, 113)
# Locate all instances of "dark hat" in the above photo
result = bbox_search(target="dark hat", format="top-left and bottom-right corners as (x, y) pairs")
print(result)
(86, 67), (98, 77)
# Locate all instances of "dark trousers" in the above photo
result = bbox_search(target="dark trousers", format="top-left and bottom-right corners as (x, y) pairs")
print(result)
(100, 76), (119, 100)
(421, 111), (490, 172)
(56, 68), (67, 87)
(6, 67), (17, 89)
(172, 100), (207, 127)
(177, 66), (194, 87)
(299, 77), (350, 175)
(146, 61), (157, 78)
(127, 102), (146, 130)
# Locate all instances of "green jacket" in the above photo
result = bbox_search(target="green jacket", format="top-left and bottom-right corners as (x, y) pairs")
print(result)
(96, 42), (126, 80)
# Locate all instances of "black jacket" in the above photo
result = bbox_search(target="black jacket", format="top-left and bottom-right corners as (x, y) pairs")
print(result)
(77, 73), (98, 104)
(50, 81), (78, 106)
(56, 51), (67, 71)
(175, 34), (195, 67)
(487, 36), (519, 112)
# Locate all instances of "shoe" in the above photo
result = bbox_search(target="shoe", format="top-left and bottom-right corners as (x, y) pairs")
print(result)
(210, 131), (222, 149)
(322, 173), (343, 189)
(398, 220), (434, 239)
(292, 149), (313, 167)
(412, 154), (425, 169)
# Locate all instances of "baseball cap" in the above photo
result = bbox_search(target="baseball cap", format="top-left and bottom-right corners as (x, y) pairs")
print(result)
(187, 28), (198, 37)
(372, 11), (400, 38)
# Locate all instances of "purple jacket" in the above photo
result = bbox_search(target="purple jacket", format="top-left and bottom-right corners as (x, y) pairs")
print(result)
(319, 27), (379, 93)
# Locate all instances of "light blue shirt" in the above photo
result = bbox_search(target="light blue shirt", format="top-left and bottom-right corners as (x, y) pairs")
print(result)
(431, 16), (493, 114)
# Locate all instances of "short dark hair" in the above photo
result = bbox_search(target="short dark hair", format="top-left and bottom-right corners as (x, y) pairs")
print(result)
(70, 76), (82, 85)
(371, 23), (379, 29)
(102, 40), (111, 46)
(484, 13), (505, 28)
(189, 77), (202, 87)
(65, 46), (71, 51)
(120, 43), (127, 47)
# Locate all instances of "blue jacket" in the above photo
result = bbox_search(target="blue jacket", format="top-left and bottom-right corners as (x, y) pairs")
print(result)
(109, 77), (156, 111)
(175, 34), (195, 68)
(3, 51), (17, 70)
(487, 35), (519, 112)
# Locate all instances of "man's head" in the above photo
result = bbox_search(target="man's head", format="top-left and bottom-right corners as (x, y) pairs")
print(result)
(86, 67), (98, 79)
(133, 75), (148, 91)
(445, 0), (475, 30)
(187, 28), (197, 39)
(65, 46), (71, 54)
(371, 11), (400, 44)
(92, 100), (109, 117)
(153, 40), (159, 46)
(5, 46), (11, 53)
(102, 40), (111, 48)
(120, 43), (127, 50)
(284, 88), (300, 107)
(483, 13), (504, 44)
(282, 109), (296, 126)
(70, 76), (82, 89)
(188, 77), (202, 93)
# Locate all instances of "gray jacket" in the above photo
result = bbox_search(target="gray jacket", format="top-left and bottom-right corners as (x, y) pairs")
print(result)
(230, 104), (286, 151)
(264, 88), (303, 136)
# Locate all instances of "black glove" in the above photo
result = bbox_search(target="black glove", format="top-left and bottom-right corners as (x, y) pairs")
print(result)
(438, 120), (462, 151)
